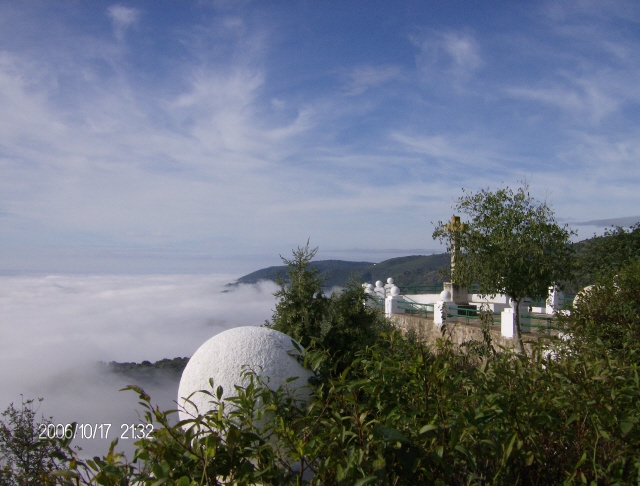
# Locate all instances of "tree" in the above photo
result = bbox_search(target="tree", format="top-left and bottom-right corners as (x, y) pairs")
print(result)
(316, 278), (393, 378)
(266, 241), (392, 379)
(0, 398), (73, 485)
(575, 222), (640, 287)
(433, 183), (575, 353)
(266, 240), (329, 349)
(568, 256), (640, 360)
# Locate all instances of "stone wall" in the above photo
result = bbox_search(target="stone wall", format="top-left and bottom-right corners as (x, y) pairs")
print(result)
(389, 313), (543, 354)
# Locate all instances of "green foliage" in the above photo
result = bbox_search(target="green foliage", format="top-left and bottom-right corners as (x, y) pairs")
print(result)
(9, 237), (640, 485)
(0, 398), (76, 485)
(267, 240), (329, 349)
(433, 183), (576, 353)
(566, 257), (640, 361)
(50, 327), (640, 485)
(315, 279), (394, 379)
(266, 241), (393, 379)
(575, 223), (640, 287)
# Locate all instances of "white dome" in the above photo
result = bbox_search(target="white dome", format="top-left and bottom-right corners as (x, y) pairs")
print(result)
(387, 278), (394, 285)
(375, 280), (383, 288)
(178, 326), (313, 422)
(573, 285), (594, 308)
(390, 285), (400, 296)
(439, 290), (452, 301)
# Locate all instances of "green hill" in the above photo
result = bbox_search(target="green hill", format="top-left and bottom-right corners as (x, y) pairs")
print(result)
(229, 253), (450, 290)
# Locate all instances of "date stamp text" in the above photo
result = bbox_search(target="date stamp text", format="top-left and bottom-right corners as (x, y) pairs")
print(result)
(38, 423), (154, 441)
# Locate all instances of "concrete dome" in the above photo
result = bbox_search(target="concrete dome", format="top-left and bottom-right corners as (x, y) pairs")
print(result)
(178, 326), (313, 422)
(390, 285), (400, 296)
(573, 285), (594, 308)
(440, 290), (452, 301)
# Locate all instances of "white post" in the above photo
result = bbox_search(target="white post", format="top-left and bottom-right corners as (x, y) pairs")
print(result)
(434, 301), (453, 327)
(546, 286), (560, 315)
(384, 285), (402, 318)
(364, 283), (376, 308)
(501, 307), (516, 338)
(374, 280), (386, 299)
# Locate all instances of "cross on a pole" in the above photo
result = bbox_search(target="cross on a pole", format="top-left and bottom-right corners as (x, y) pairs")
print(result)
(444, 215), (467, 282)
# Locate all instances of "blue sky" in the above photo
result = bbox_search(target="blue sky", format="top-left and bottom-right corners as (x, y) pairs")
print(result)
(2, 1), (639, 275)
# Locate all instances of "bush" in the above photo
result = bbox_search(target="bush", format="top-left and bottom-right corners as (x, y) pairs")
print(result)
(0, 398), (76, 486)
(267, 242), (392, 380)
(10, 256), (640, 484)
(568, 257), (640, 361)
(49, 327), (640, 485)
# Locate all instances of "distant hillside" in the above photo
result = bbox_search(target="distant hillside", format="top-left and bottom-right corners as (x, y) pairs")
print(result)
(229, 253), (450, 289)
(229, 227), (639, 292)
(104, 357), (189, 385)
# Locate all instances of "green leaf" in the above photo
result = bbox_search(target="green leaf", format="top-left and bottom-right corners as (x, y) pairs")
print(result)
(419, 424), (438, 434)
(354, 476), (378, 486)
(373, 425), (411, 444)
(176, 477), (191, 486)
(620, 419), (635, 436)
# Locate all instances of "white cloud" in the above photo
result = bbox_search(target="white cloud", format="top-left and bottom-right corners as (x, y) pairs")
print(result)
(341, 64), (402, 96)
(0, 3), (639, 274)
(390, 132), (508, 174)
(441, 32), (482, 71)
(506, 79), (621, 124)
(411, 29), (482, 83)
(107, 5), (140, 41)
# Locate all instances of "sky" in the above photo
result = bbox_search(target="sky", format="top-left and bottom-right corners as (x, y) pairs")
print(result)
(1, 1), (640, 275)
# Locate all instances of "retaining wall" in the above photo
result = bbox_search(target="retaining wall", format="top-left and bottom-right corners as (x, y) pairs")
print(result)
(389, 314), (543, 354)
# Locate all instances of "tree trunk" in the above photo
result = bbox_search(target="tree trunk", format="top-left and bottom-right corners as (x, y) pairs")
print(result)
(514, 298), (526, 356)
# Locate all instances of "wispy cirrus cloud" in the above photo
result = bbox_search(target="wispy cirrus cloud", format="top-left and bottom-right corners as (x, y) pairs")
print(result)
(1, 2), (639, 273)
(108, 5), (140, 41)
(341, 64), (402, 96)
(410, 29), (483, 83)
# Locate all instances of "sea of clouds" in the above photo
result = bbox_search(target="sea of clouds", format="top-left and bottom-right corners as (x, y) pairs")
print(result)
(0, 274), (279, 458)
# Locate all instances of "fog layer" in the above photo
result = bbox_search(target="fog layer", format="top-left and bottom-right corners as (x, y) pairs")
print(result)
(0, 274), (279, 457)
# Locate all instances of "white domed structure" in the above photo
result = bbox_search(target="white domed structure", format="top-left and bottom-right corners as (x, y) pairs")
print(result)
(440, 290), (452, 301)
(178, 326), (313, 422)
(573, 285), (595, 309)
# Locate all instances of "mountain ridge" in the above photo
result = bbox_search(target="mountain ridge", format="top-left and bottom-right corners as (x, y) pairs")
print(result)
(228, 253), (451, 289)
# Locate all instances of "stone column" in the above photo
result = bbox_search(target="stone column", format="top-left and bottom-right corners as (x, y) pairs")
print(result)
(501, 307), (515, 338)
(546, 286), (562, 315)
(443, 282), (469, 305)
(434, 301), (454, 326)
(384, 285), (402, 318)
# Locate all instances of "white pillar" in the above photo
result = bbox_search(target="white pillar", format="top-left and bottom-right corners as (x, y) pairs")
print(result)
(364, 283), (376, 308)
(374, 280), (386, 299)
(546, 286), (561, 315)
(434, 301), (453, 326)
(501, 308), (515, 338)
(384, 285), (402, 318)
(385, 295), (399, 318)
